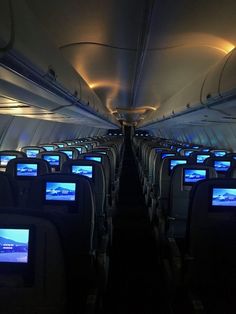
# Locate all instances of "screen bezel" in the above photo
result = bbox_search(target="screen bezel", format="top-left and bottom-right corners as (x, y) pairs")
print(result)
(44, 181), (78, 204)
(183, 168), (208, 186)
(15, 163), (39, 178)
(71, 165), (93, 179)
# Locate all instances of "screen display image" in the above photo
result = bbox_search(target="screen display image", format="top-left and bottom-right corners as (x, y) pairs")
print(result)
(184, 169), (207, 183)
(197, 154), (210, 164)
(214, 151), (226, 157)
(214, 161), (231, 172)
(85, 156), (102, 163)
(72, 165), (93, 178)
(17, 163), (38, 177)
(0, 228), (29, 263)
(212, 188), (236, 207)
(0, 155), (17, 166)
(43, 146), (54, 151)
(184, 150), (194, 156)
(161, 153), (175, 159)
(61, 150), (73, 159)
(43, 155), (60, 166)
(45, 182), (76, 201)
(26, 149), (40, 158)
(170, 159), (187, 171)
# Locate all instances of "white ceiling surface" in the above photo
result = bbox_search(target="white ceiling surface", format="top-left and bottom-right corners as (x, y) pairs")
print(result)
(26, 0), (236, 126)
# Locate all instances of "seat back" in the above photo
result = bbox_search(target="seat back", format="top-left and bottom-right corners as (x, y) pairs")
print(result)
(0, 172), (17, 207)
(56, 148), (79, 159)
(210, 149), (230, 157)
(179, 148), (198, 157)
(158, 157), (195, 214)
(187, 178), (236, 289)
(168, 164), (217, 238)
(71, 145), (88, 154)
(21, 146), (45, 158)
(204, 156), (235, 177)
(61, 159), (106, 216)
(0, 150), (26, 171)
(6, 158), (51, 206)
(190, 151), (213, 164)
(39, 144), (58, 151)
(79, 153), (112, 206)
(0, 210), (66, 314)
(37, 151), (69, 172)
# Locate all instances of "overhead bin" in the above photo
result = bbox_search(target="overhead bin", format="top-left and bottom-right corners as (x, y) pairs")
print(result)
(219, 48), (236, 98)
(156, 75), (204, 119)
(0, 0), (118, 128)
(139, 47), (236, 129)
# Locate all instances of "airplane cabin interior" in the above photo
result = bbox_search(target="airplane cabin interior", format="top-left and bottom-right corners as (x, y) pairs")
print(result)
(0, 0), (236, 313)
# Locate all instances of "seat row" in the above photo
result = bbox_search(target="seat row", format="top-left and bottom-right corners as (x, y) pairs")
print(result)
(133, 135), (236, 313)
(0, 135), (124, 314)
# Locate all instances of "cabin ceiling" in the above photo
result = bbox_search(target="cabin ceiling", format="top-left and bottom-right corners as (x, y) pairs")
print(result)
(23, 0), (236, 126)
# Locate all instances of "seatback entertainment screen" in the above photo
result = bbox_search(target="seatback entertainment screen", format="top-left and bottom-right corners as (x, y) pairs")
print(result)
(212, 188), (236, 207)
(183, 169), (207, 184)
(43, 155), (60, 166)
(214, 161), (231, 172)
(0, 155), (17, 166)
(26, 149), (40, 158)
(16, 163), (38, 177)
(72, 165), (93, 179)
(0, 228), (29, 263)
(45, 182), (76, 201)
(197, 154), (210, 164)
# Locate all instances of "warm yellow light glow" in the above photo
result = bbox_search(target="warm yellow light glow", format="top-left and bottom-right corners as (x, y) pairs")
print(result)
(88, 80), (122, 90)
(168, 33), (235, 55)
(115, 105), (159, 114)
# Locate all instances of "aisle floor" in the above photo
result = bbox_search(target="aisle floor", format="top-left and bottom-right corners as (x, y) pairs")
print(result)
(104, 139), (170, 314)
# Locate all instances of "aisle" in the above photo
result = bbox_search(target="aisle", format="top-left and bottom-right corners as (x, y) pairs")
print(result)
(104, 138), (170, 314)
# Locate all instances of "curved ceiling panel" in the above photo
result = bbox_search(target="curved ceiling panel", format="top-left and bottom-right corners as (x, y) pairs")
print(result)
(26, 0), (236, 126)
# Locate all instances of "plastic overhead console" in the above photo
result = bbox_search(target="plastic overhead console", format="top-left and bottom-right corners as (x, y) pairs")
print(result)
(0, 0), (119, 129)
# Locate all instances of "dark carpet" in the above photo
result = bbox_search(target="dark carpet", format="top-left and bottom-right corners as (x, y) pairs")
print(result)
(103, 138), (170, 314)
